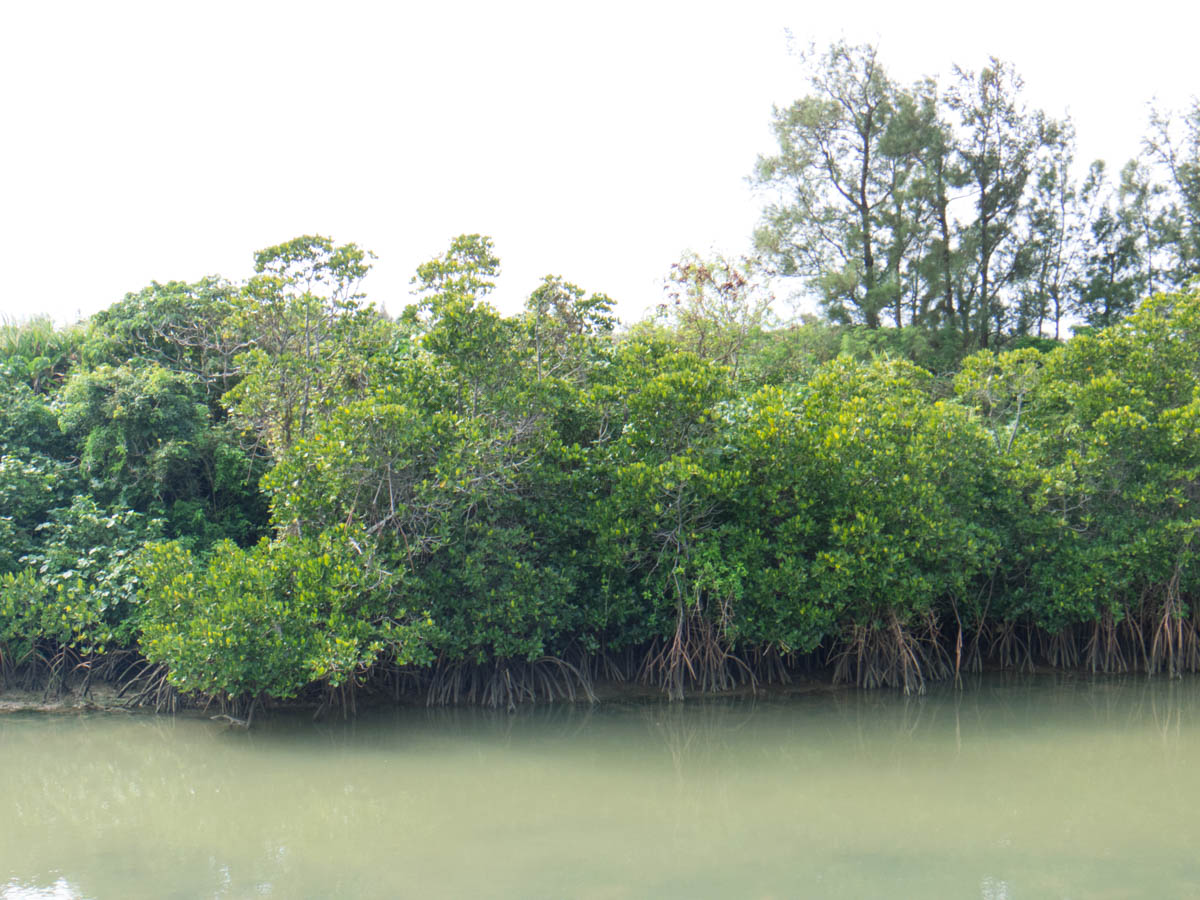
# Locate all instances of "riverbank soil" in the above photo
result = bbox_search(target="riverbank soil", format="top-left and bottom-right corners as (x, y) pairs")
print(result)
(0, 682), (126, 714)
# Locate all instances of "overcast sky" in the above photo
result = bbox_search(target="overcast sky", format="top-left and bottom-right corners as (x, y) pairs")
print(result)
(1, 0), (1196, 326)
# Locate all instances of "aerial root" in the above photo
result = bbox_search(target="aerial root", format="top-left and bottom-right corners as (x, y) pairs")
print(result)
(1147, 570), (1199, 677)
(426, 654), (596, 710)
(638, 605), (755, 701)
(991, 620), (1035, 673)
(747, 644), (793, 686)
(117, 661), (178, 712)
(1082, 613), (1128, 674)
(830, 613), (948, 694)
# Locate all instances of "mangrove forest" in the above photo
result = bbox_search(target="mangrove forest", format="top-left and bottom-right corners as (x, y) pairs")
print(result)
(2, 45), (1200, 716)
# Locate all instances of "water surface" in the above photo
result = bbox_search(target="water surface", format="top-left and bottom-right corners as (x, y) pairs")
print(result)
(3, 673), (1199, 898)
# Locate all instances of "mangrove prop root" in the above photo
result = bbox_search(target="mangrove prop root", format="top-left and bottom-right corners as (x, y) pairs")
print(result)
(830, 613), (948, 695)
(426, 655), (596, 710)
(13, 593), (1200, 712)
(1083, 613), (1128, 674)
(1147, 569), (1200, 677)
(638, 605), (756, 701)
(118, 662), (178, 713)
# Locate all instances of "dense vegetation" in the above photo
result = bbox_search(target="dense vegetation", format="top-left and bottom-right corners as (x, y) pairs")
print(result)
(2, 47), (1199, 714)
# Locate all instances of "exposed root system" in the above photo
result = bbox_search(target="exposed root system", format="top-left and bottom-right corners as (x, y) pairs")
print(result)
(426, 655), (596, 711)
(10, 577), (1200, 714)
(116, 661), (179, 713)
(830, 613), (949, 694)
(1146, 569), (1200, 677)
(1083, 612), (1130, 674)
(638, 605), (755, 701)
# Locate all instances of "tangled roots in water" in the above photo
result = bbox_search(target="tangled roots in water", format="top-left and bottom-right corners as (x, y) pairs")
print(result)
(426, 656), (596, 711)
(1147, 570), (1200, 677)
(830, 613), (949, 694)
(639, 606), (755, 701)
(116, 661), (179, 713)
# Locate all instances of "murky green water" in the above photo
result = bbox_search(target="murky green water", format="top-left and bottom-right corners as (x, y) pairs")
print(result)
(3, 673), (1200, 898)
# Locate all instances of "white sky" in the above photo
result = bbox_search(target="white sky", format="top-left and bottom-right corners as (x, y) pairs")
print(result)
(1, 0), (1196, 326)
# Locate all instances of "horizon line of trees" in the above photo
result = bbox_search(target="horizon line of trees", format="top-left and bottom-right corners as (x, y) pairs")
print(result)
(2, 231), (1198, 711)
(753, 43), (1199, 347)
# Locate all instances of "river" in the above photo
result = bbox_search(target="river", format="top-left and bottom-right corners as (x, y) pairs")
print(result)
(2, 673), (1198, 898)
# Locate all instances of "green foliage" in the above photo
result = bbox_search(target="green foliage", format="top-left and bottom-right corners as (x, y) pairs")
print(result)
(798, 357), (1001, 627)
(1144, 101), (1200, 288)
(593, 345), (737, 644)
(835, 324), (964, 374)
(406, 236), (523, 418)
(82, 278), (242, 404)
(266, 381), (595, 665)
(946, 58), (1047, 346)
(1074, 161), (1161, 329)
(736, 319), (844, 387)
(0, 380), (71, 457)
(0, 498), (165, 656)
(0, 317), (83, 394)
(525, 274), (615, 383)
(1003, 287), (1200, 631)
(257, 237), (625, 670)
(223, 235), (388, 455)
(657, 254), (774, 381)
(412, 233), (501, 302)
(7, 228), (1200, 705)
(754, 42), (934, 329)
(752, 44), (1199, 350)
(0, 568), (45, 669)
(138, 526), (430, 702)
(0, 453), (77, 573)
(593, 347), (1002, 691)
(59, 365), (209, 501)
(56, 363), (265, 545)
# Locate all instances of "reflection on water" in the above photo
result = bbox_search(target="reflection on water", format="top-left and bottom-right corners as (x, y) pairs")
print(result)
(3, 673), (1200, 898)
(2, 880), (81, 900)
